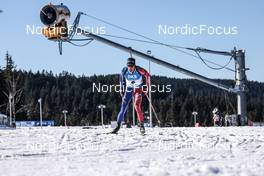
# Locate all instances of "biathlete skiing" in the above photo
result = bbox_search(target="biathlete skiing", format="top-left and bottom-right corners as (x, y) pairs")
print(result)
(111, 57), (150, 135)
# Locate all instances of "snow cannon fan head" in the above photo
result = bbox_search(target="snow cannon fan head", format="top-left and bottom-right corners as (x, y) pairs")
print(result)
(40, 3), (70, 26)
(40, 3), (70, 40)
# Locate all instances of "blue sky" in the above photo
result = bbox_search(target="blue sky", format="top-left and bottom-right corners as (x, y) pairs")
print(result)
(0, 0), (263, 82)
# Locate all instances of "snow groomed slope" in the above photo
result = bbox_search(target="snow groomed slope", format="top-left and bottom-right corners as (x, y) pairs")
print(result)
(0, 126), (263, 176)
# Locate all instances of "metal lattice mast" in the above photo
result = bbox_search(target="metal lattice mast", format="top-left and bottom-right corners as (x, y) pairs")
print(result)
(234, 50), (247, 125)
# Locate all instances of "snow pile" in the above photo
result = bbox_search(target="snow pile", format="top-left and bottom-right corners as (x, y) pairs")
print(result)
(0, 126), (264, 176)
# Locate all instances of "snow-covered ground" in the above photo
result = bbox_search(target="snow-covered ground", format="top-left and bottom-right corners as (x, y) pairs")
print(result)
(0, 126), (264, 176)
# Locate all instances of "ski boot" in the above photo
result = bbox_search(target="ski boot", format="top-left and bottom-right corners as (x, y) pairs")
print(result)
(139, 122), (145, 135)
(111, 122), (121, 134)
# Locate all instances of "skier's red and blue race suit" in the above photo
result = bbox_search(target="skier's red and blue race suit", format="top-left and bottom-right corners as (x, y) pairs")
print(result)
(116, 66), (150, 124)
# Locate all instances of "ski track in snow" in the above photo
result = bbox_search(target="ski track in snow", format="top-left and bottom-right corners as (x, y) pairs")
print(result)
(0, 127), (264, 176)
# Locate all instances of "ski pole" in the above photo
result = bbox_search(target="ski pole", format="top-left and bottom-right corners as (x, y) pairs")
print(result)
(143, 91), (161, 126)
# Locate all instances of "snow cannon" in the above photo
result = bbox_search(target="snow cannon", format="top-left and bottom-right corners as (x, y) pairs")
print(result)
(40, 3), (70, 40)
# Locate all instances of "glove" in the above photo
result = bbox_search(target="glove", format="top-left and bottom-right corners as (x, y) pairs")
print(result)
(120, 91), (124, 97)
(142, 85), (149, 94)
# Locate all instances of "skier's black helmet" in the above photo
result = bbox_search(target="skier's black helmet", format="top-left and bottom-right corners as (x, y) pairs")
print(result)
(127, 57), (135, 66)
